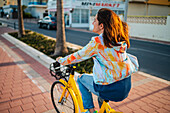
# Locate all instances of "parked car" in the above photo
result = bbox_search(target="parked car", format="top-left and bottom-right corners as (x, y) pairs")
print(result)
(38, 16), (57, 30)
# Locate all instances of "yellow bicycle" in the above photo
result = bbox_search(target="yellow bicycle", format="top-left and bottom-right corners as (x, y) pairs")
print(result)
(50, 62), (122, 113)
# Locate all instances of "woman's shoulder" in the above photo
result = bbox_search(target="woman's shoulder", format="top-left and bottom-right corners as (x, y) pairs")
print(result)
(91, 36), (103, 44)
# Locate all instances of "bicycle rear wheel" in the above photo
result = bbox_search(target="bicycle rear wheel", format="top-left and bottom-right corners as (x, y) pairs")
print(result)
(51, 81), (75, 113)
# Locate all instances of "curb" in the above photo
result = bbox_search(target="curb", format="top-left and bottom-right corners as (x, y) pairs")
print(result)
(138, 71), (170, 85)
(1, 32), (81, 78)
(2, 33), (55, 68)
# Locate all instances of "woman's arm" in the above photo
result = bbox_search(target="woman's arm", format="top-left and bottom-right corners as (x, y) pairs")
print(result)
(57, 37), (99, 65)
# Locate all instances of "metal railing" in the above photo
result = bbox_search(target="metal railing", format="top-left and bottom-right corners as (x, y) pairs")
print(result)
(24, 18), (39, 24)
(127, 16), (167, 25)
(0, 20), (18, 29)
(0, 18), (39, 29)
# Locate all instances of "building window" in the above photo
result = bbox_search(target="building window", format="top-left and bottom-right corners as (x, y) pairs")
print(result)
(72, 9), (80, 23)
(118, 11), (124, 15)
(91, 9), (97, 16)
(81, 9), (89, 23)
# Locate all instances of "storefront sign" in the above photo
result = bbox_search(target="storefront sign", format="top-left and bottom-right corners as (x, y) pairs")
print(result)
(73, 1), (125, 10)
(82, 2), (121, 8)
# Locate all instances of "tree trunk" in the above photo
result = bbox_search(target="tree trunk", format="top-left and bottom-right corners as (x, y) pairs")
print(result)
(53, 0), (68, 56)
(17, 0), (25, 38)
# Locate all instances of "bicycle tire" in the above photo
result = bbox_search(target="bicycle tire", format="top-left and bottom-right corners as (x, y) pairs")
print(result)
(51, 81), (76, 113)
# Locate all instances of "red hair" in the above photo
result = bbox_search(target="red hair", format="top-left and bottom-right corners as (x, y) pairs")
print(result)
(97, 8), (130, 48)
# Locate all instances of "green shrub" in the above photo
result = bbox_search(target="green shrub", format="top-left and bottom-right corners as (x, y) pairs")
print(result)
(8, 31), (94, 74)
(0, 23), (2, 25)
(24, 12), (32, 18)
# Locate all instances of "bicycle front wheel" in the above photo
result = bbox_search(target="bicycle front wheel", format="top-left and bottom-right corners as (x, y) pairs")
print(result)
(51, 81), (76, 113)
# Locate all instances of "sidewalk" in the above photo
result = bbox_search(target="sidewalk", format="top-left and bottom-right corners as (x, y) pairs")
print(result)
(0, 26), (170, 113)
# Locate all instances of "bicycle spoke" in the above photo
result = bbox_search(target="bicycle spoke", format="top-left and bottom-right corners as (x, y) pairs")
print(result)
(51, 81), (75, 113)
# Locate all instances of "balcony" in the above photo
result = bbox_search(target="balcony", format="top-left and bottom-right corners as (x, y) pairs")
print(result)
(28, 2), (47, 5)
(129, 0), (146, 3)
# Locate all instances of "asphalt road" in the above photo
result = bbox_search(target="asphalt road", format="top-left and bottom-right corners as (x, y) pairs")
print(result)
(1, 19), (170, 81)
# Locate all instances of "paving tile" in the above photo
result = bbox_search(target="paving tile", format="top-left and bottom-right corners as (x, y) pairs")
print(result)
(140, 97), (154, 104)
(147, 95), (160, 101)
(32, 94), (44, 101)
(9, 106), (23, 113)
(0, 97), (10, 103)
(21, 109), (35, 113)
(21, 97), (34, 104)
(44, 98), (52, 104)
(141, 105), (156, 112)
(45, 103), (54, 110)
(22, 84), (32, 90)
(148, 103), (160, 110)
(11, 90), (22, 96)
(151, 100), (165, 108)
(21, 92), (32, 98)
(11, 87), (22, 92)
(10, 95), (22, 100)
(133, 108), (147, 113)
(128, 93), (141, 100)
(163, 105), (170, 111)
(1, 89), (12, 94)
(34, 105), (48, 113)
(156, 108), (170, 113)
(0, 93), (12, 99)
(31, 89), (42, 95)
(33, 99), (46, 107)
(0, 109), (9, 113)
(21, 102), (34, 111)
(117, 105), (133, 113)
(0, 103), (11, 111)
(9, 100), (23, 108)
(42, 92), (50, 98)
(158, 98), (170, 105)
(126, 103), (140, 111)
(22, 89), (32, 94)
(133, 100), (147, 107)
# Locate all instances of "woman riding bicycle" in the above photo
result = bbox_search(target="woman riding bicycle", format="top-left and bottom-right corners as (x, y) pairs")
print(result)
(56, 8), (138, 113)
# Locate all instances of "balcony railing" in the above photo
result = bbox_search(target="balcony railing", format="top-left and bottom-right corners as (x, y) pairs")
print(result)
(127, 16), (167, 25)
(28, 2), (47, 5)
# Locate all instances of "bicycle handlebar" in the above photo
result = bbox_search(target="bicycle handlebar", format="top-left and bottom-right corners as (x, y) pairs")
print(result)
(49, 61), (76, 80)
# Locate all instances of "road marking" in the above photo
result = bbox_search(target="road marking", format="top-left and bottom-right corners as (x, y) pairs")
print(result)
(130, 48), (170, 57)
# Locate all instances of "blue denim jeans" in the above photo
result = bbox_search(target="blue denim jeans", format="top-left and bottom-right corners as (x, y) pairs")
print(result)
(77, 74), (99, 109)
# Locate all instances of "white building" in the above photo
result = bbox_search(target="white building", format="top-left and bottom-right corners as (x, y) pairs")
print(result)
(24, 0), (48, 19)
(47, 0), (170, 28)
(47, 0), (125, 28)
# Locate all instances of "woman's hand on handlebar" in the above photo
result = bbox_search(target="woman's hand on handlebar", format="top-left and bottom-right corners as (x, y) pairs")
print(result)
(56, 56), (62, 62)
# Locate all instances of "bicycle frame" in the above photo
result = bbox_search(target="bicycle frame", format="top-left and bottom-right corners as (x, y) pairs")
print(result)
(55, 69), (121, 113)
(59, 74), (87, 112)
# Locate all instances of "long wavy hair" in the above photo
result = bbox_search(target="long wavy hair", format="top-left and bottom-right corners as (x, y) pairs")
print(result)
(97, 8), (130, 48)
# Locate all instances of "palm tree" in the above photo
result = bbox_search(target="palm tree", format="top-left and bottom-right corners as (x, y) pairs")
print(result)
(17, 0), (25, 38)
(53, 0), (68, 56)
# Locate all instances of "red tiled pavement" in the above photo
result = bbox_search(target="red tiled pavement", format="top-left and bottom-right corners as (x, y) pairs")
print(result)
(0, 27), (54, 113)
(0, 26), (170, 113)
